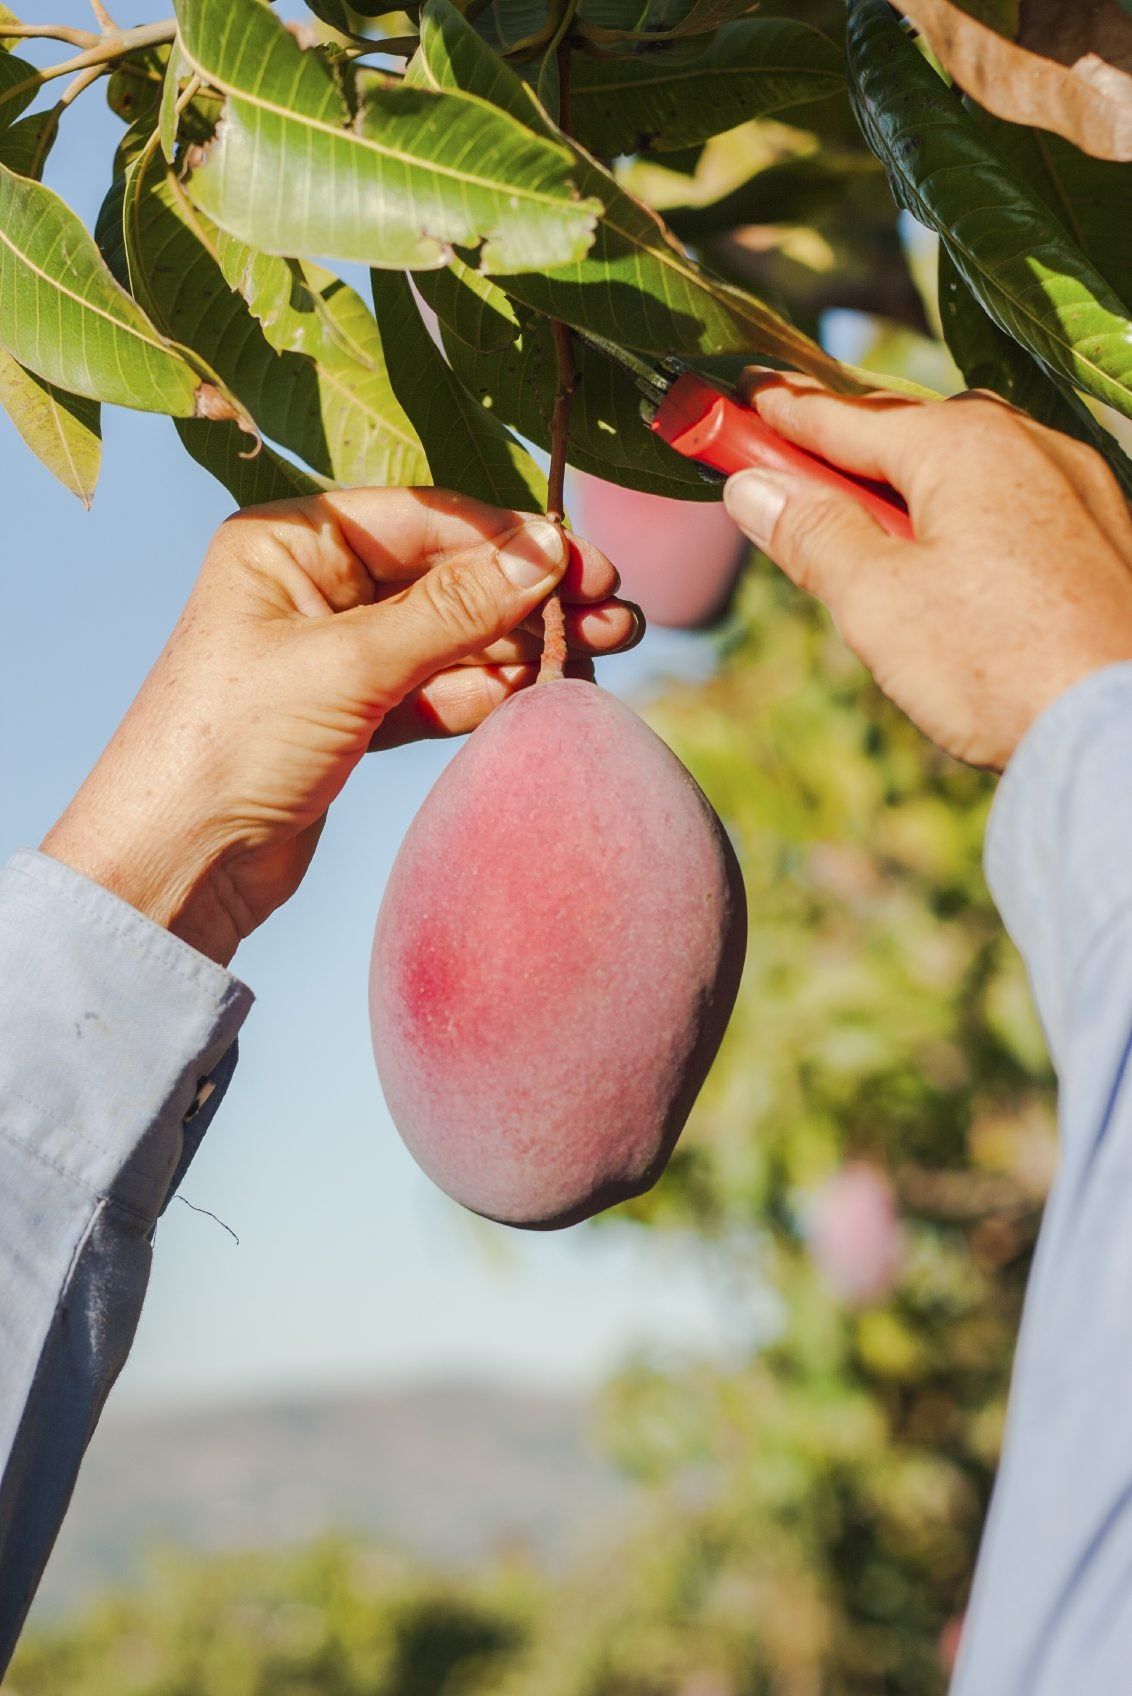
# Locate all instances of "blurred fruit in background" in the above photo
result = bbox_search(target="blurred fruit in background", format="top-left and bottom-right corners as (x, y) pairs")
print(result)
(569, 472), (748, 630)
(805, 1161), (905, 1306)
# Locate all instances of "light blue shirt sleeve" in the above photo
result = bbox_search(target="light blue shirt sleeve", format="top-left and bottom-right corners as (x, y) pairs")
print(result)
(954, 662), (1132, 1693)
(0, 849), (252, 1667)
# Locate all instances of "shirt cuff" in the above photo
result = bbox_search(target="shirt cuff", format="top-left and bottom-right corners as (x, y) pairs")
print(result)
(0, 849), (253, 1225)
(985, 662), (1132, 1067)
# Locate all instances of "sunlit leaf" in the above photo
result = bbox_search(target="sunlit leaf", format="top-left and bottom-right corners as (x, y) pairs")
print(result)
(411, 3), (855, 380)
(426, 284), (714, 497)
(0, 348), (101, 505)
(175, 0), (601, 272)
(415, 255), (520, 351)
(370, 268), (547, 507)
(847, 0), (1132, 419)
(99, 132), (429, 489)
(899, 0), (1132, 162)
(159, 41), (191, 163)
(937, 246), (1132, 496)
(968, 109), (1132, 307)
(569, 19), (842, 157)
(0, 162), (213, 416)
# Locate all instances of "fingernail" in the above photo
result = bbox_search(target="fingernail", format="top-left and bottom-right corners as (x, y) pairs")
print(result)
(498, 520), (566, 590)
(723, 470), (787, 550)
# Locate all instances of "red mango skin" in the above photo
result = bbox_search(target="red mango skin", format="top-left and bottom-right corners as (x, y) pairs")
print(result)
(370, 680), (747, 1229)
(569, 472), (747, 630)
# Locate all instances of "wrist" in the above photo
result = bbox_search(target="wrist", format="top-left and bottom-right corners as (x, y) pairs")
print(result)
(40, 803), (239, 967)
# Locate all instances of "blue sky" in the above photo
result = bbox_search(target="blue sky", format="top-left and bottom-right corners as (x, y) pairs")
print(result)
(1, 6), (759, 1411)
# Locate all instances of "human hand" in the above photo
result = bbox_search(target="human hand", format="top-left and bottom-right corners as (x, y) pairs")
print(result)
(722, 375), (1132, 770)
(42, 488), (637, 966)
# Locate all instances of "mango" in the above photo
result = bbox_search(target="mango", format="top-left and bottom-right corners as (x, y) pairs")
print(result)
(370, 679), (746, 1229)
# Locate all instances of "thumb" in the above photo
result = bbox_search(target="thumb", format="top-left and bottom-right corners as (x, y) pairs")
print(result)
(345, 517), (568, 701)
(723, 469), (897, 609)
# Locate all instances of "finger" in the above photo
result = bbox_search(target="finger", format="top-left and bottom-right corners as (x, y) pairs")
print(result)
(986, 409), (1132, 563)
(736, 368), (927, 494)
(723, 467), (902, 612)
(368, 663), (534, 749)
(332, 518), (570, 708)
(370, 657), (597, 749)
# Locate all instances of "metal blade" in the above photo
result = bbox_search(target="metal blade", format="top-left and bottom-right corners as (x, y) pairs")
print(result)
(572, 329), (672, 404)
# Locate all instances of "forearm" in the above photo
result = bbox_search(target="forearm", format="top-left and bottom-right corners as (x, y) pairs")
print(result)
(955, 664), (1132, 1693)
(0, 851), (251, 1670)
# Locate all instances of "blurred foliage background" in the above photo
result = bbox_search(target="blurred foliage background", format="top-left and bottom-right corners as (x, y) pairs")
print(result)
(6, 0), (1081, 1689)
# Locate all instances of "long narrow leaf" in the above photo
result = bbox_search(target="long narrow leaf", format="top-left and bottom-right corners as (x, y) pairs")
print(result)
(420, 267), (712, 495)
(371, 268), (547, 509)
(175, 0), (601, 272)
(938, 246), (1132, 497)
(846, 0), (1132, 420)
(0, 348), (101, 505)
(99, 132), (430, 489)
(411, 0), (855, 380)
(569, 19), (843, 158)
(0, 162), (215, 415)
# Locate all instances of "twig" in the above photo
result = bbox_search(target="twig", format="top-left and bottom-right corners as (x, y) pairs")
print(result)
(0, 23), (99, 47)
(0, 20), (176, 115)
(89, 0), (118, 26)
(537, 36), (578, 687)
(59, 61), (108, 107)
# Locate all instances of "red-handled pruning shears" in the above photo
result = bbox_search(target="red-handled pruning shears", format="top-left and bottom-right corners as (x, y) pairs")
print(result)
(576, 333), (913, 542)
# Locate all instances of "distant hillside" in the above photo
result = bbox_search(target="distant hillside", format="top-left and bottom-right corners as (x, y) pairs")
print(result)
(31, 1381), (635, 1622)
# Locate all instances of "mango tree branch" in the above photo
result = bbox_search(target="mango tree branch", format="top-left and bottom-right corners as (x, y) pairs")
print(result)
(0, 20), (176, 115)
(0, 23), (99, 47)
(537, 34), (578, 687)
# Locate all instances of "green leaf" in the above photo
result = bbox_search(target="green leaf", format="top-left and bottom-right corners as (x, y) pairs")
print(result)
(846, 0), (1132, 421)
(414, 254), (520, 351)
(174, 0), (601, 273)
(569, 19), (842, 157)
(0, 7), (22, 50)
(411, 2), (854, 380)
(465, 0), (561, 55)
(106, 43), (170, 130)
(967, 109), (1132, 309)
(306, 0), (410, 28)
(174, 419), (324, 505)
(0, 49), (37, 130)
(370, 267), (547, 508)
(0, 162), (211, 416)
(425, 282), (714, 497)
(938, 244), (1132, 496)
(159, 42), (191, 163)
(576, 0), (757, 45)
(0, 108), (58, 179)
(99, 133), (429, 488)
(0, 348), (101, 505)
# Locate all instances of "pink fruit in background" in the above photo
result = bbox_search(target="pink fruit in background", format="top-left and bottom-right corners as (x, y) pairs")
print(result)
(807, 1163), (905, 1305)
(570, 471), (747, 630)
(370, 679), (747, 1229)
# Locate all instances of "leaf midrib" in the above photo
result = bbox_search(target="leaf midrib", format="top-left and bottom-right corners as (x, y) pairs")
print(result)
(0, 186), (179, 366)
(180, 38), (588, 220)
